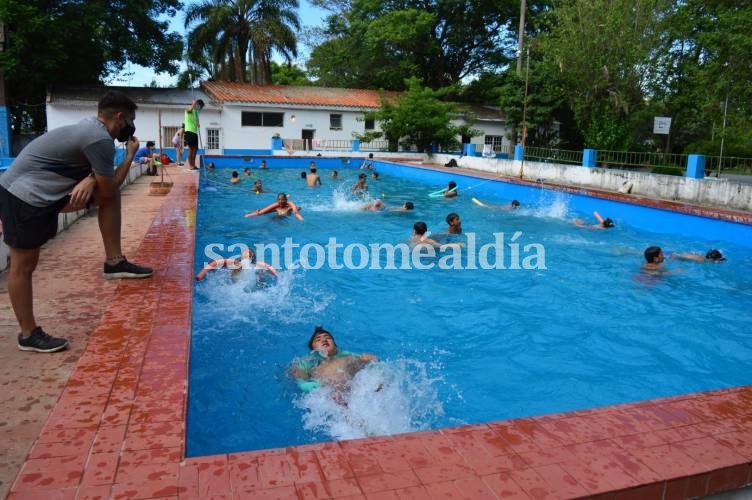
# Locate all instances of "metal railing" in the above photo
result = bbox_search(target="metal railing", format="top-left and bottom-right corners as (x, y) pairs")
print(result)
(597, 150), (687, 171)
(361, 140), (390, 151)
(523, 147), (583, 165)
(706, 155), (752, 174)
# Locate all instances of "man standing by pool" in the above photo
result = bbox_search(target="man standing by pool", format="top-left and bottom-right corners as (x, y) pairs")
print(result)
(0, 90), (153, 353)
(184, 99), (204, 170)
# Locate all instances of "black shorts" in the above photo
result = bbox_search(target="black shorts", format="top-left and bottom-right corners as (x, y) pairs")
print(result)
(184, 131), (198, 148)
(0, 185), (70, 249)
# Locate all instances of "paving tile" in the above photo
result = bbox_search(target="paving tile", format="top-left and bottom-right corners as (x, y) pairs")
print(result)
(672, 436), (748, 470)
(481, 472), (532, 499)
(295, 477), (362, 499)
(81, 452), (119, 486)
(626, 444), (705, 478)
(356, 469), (421, 494)
(11, 454), (87, 491)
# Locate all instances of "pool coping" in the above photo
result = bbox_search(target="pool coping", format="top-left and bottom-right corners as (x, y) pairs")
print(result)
(7, 164), (752, 499)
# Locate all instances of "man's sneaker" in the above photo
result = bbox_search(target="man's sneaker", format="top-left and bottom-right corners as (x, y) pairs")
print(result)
(18, 327), (69, 353)
(103, 257), (153, 279)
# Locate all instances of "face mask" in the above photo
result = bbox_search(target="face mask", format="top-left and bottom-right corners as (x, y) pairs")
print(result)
(117, 121), (136, 142)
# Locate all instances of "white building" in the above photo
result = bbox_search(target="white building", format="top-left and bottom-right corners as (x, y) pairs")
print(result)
(45, 83), (511, 156)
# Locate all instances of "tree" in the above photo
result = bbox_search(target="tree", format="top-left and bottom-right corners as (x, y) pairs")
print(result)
(0, 0), (183, 133)
(536, 0), (668, 150)
(184, 0), (300, 85)
(307, 0), (535, 90)
(270, 62), (313, 85)
(369, 77), (462, 152)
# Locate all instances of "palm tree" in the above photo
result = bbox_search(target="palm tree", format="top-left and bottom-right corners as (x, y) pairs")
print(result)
(184, 0), (300, 84)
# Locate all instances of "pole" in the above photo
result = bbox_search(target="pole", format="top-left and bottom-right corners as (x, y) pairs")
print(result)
(519, 46), (530, 179)
(516, 0), (527, 77)
(717, 93), (728, 178)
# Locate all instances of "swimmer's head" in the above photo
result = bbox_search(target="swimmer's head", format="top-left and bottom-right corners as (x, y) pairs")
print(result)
(206, 162), (215, 170)
(511, 200), (520, 208)
(446, 212), (460, 225)
(231, 170), (239, 178)
(300, 171), (307, 178)
(448, 181), (457, 189)
(602, 218), (615, 228)
(404, 202), (414, 210)
(358, 173), (367, 179)
(308, 326), (337, 351)
(310, 167), (317, 173)
(644, 246), (663, 263)
(277, 192), (288, 203)
(413, 221), (428, 236)
(241, 248), (257, 264)
(706, 249), (726, 262)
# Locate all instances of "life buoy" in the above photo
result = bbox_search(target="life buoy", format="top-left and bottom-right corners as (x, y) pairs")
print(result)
(195, 256), (279, 281)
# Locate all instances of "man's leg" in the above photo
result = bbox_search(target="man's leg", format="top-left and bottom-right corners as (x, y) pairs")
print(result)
(7, 246), (41, 334)
(97, 190), (124, 260)
(188, 145), (197, 169)
(96, 191), (153, 279)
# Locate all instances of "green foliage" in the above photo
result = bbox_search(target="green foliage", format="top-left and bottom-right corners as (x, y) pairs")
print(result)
(306, 0), (524, 90)
(184, 0), (300, 84)
(0, 0), (183, 133)
(370, 77), (461, 152)
(270, 62), (313, 85)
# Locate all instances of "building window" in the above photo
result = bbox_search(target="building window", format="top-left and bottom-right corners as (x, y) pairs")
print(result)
(484, 135), (504, 151)
(330, 114), (343, 130)
(364, 118), (375, 130)
(241, 111), (284, 127)
(207, 128), (220, 150)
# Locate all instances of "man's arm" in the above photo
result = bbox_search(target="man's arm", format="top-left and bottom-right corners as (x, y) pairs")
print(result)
(95, 136), (140, 198)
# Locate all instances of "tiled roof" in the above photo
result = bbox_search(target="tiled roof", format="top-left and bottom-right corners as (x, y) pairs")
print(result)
(201, 81), (395, 109)
(48, 85), (212, 107)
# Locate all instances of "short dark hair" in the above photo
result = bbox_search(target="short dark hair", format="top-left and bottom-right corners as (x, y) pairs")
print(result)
(413, 221), (428, 235)
(448, 181), (457, 189)
(511, 200), (520, 208)
(644, 246), (662, 263)
(602, 218), (615, 228)
(706, 249), (725, 262)
(232, 171), (239, 177)
(195, 99), (205, 108)
(308, 326), (334, 350)
(98, 90), (137, 115)
(405, 202), (414, 210)
(146, 141), (155, 148)
(446, 212), (459, 224)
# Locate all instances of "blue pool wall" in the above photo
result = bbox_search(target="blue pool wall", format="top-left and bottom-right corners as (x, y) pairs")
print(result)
(204, 155), (752, 248)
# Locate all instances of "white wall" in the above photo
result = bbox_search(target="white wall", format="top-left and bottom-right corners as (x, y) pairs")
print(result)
(46, 103), (222, 151)
(435, 154), (752, 212)
(220, 106), (378, 149)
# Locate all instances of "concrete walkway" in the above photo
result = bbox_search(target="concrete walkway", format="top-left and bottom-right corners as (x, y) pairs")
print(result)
(0, 172), (180, 499)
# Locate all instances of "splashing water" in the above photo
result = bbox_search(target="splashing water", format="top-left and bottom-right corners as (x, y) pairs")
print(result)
(293, 359), (445, 441)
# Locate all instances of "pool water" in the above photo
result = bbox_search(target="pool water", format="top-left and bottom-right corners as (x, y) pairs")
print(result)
(187, 165), (752, 457)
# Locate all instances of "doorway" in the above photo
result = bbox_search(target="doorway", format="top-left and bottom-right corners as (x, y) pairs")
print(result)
(302, 129), (314, 151)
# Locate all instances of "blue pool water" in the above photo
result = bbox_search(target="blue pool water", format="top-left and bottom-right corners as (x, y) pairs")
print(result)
(186, 162), (752, 457)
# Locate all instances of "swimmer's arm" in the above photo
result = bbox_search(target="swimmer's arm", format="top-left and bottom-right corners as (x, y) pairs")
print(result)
(359, 353), (378, 362)
(593, 211), (605, 224)
(290, 202), (304, 221)
(670, 253), (705, 262)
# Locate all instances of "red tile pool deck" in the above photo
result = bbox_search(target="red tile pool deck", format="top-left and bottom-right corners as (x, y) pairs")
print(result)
(3, 166), (752, 499)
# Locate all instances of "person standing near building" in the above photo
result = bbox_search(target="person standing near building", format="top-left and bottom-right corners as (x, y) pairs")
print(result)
(184, 99), (204, 170)
(0, 90), (153, 353)
(172, 124), (184, 165)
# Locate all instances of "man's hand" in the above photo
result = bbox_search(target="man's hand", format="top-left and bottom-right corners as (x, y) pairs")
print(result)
(68, 175), (97, 209)
(126, 135), (140, 157)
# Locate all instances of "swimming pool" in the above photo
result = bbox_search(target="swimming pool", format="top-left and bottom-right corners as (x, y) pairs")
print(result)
(186, 161), (752, 457)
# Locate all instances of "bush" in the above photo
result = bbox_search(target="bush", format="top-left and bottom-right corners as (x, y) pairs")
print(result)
(651, 166), (684, 176)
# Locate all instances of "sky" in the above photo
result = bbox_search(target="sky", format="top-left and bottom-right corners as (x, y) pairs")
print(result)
(109, 0), (328, 87)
